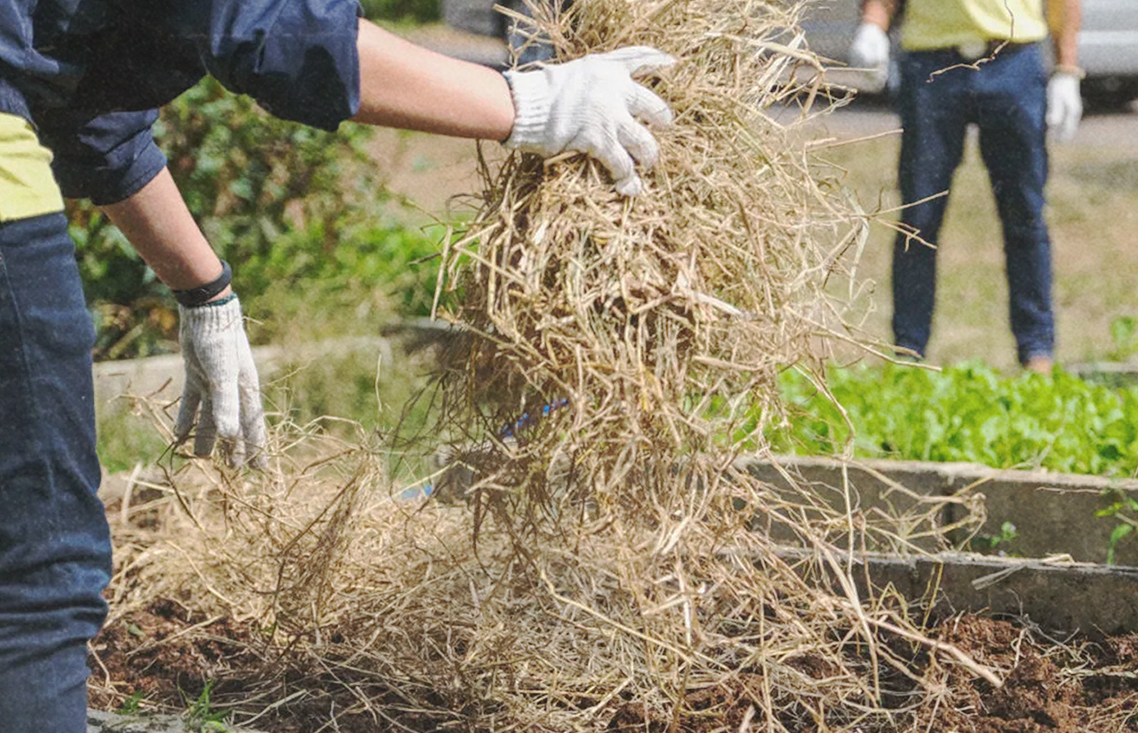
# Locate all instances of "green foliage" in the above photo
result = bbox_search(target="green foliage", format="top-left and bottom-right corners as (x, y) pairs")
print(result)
(68, 75), (457, 360)
(770, 361), (1138, 478)
(153, 78), (382, 293)
(768, 361), (1138, 563)
(182, 680), (231, 733)
(1095, 490), (1138, 564)
(359, 0), (440, 22)
(1108, 315), (1138, 361)
(240, 220), (448, 330)
(116, 690), (147, 716)
(975, 521), (1019, 554)
(68, 204), (180, 360)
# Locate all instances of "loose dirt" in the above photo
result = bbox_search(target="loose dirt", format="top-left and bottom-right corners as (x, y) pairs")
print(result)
(89, 601), (1138, 732)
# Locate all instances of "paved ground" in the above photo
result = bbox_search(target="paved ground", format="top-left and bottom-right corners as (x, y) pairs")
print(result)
(397, 22), (508, 67)
(801, 95), (1138, 150)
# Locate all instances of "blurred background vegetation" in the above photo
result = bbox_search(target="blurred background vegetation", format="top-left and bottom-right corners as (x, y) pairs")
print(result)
(359, 0), (440, 22)
(74, 0), (446, 364)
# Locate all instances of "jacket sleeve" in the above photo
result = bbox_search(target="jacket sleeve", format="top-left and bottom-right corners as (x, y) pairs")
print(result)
(34, 108), (166, 205)
(183, 0), (363, 131)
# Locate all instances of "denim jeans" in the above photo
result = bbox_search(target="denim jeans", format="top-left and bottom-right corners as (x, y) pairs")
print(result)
(504, 0), (571, 66)
(0, 213), (112, 733)
(891, 42), (1054, 365)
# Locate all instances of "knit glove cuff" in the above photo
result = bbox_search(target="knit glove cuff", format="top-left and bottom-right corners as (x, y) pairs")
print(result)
(503, 67), (553, 151)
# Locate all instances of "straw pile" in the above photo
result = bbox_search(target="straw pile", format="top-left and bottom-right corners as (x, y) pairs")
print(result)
(428, 0), (878, 537)
(95, 2), (996, 731)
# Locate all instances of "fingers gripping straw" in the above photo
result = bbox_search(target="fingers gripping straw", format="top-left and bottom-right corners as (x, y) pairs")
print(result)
(503, 46), (676, 196)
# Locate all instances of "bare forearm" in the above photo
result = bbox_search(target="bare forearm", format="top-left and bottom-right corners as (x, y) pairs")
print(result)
(1048, 0), (1082, 68)
(862, 0), (899, 30)
(351, 19), (516, 140)
(100, 168), (228, 294)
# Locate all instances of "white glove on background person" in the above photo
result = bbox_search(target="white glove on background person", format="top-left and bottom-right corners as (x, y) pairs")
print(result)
(1046, 70), (1083, 143)
(848, 22), (891, 93)
(176, 295), (267, 468)
(503, 46), (676, 196)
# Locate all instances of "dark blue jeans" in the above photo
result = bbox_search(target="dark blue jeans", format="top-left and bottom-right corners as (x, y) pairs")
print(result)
(891, 42), (1054, 365)
(0, 213), (111, 733)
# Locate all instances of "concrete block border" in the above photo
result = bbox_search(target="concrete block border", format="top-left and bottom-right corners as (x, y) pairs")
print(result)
(739, 454), (1138, 566)
(771, 548), (1138, 636)
(744, 454), (1138, 633)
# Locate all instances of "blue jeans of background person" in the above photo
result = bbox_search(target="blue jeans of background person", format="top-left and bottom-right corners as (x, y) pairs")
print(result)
(891, 42), (1054, 365)
(0, 213), (112, 733)
(504, 0), (571, 66)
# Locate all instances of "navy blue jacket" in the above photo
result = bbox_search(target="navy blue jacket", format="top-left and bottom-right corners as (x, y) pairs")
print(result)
(0, 0), (362, 204)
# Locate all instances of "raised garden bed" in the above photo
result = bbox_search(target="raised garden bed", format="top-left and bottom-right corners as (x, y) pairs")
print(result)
(743, 454), (1138, 634)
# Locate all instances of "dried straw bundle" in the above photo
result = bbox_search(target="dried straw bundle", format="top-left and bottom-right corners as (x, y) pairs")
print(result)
(101, 431), (984, 733)
(431, 0), (871, 527)
(96, 3), (999, 730)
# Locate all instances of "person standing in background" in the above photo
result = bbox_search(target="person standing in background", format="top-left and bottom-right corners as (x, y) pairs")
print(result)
(849, 0), (1084, 372)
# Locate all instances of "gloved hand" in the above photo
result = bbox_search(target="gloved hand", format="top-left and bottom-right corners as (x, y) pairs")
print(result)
(502, 46), (676, 196)
(1046, 69), (1083, 143)
(848, 22), (891, 93)
(175, 294), (267, 468)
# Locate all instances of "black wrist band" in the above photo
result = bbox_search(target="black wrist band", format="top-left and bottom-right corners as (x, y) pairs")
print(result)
(173, 260), (232, 308)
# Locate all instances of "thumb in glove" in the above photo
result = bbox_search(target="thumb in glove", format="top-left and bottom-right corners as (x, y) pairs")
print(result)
(503, 46), (676, 196)
(175, 294), (267, 469)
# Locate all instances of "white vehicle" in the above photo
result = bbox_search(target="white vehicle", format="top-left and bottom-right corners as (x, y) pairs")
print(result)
(443, 0), (1138, 106)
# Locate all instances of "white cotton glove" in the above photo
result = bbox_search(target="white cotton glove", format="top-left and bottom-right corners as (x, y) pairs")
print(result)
(848, 22), (891, 93)
(175, 295), (267, 468)
(502, 46), (676, 196)
(1046, 70), (1083, 143)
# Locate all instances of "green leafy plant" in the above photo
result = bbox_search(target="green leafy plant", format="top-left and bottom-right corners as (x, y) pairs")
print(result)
(182, 680), (231, 733)
(1095, 490), (1138, 565)
(154, 78), (383, 295)
(116, 690), (146, 716)
(766, 361), (1138, 563)
(769, 361), (1138, 478)
(973, 520), (1019, 555)
(239, 220), (449, 335)
(1108, 315), (1138, 361)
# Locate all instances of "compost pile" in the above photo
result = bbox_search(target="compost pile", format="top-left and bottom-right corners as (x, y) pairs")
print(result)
(90, 1), (1065, 731)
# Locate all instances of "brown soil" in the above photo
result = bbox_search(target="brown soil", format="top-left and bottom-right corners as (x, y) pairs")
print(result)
(89, 602), (1138, 732)
(916, 615), (1138, 733)
(89, 600), (261, 709)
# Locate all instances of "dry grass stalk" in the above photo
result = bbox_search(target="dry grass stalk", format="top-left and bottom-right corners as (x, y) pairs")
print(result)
(102, 441), (985, 731)
(95, 2), (997, 730)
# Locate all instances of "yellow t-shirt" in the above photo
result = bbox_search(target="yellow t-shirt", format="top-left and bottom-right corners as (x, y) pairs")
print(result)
(0, 112), (64, 222)
(901, 0), (1049, 51)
